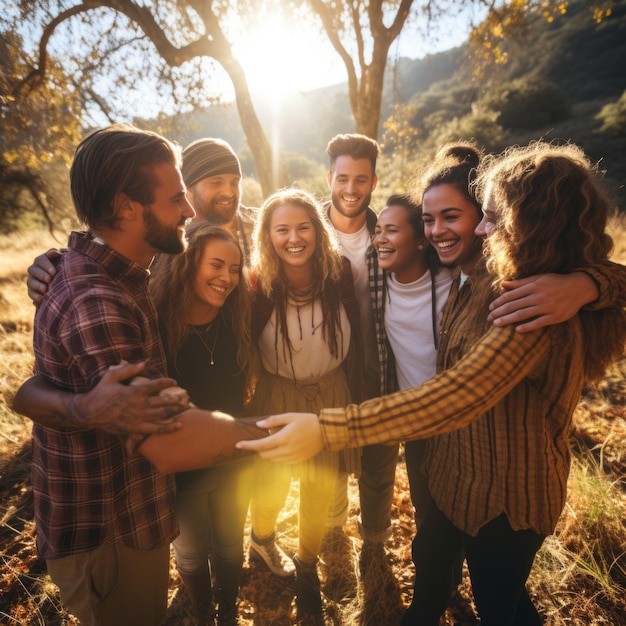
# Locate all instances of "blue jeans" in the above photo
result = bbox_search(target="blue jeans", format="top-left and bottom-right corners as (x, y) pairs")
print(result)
(173, 458), (254, 590)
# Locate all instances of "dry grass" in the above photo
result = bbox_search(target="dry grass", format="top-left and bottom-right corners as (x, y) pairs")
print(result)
(1, 229), (625, 625)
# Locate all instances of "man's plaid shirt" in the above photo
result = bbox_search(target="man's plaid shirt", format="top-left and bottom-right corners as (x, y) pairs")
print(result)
(32, 232), (177, 560)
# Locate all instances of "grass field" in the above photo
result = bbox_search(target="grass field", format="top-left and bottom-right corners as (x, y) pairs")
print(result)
(1, 228), (624, 625)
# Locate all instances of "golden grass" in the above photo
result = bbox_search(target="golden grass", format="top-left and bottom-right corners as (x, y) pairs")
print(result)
(0, 232), (58, 455)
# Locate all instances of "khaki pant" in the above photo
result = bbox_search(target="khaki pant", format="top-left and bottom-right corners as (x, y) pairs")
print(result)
(46, 542), (170, 626)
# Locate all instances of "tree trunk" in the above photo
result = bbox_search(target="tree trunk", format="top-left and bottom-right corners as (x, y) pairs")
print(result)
(222, 58), (288, 196)
(353, 49), (388, 138)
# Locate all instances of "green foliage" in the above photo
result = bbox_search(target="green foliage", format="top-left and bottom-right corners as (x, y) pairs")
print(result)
(408, 85), (477, 135)
(475, 78), (570, 130)
(597, 90), (626, 134)
(380, 0), (626, 207)
(538, 0), (626, 101)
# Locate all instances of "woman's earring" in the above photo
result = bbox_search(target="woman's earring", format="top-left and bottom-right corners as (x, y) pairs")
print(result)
(418, 244), (424, 250)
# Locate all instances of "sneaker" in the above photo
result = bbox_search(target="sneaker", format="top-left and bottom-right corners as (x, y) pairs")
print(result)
(249, 536), (295, 577)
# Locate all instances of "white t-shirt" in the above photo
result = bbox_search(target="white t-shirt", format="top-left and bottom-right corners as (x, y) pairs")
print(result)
(384, 268), (454, 390)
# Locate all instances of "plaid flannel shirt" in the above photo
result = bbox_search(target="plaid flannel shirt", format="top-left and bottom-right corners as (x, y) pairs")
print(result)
(32, 232), (177, 560)
(320, 260), (625, 536)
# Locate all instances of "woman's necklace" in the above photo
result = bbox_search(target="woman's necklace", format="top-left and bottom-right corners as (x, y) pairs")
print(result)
(285, 284), (318, 341)
(286, 284), (316, 307)
(192, 315), (220, 366)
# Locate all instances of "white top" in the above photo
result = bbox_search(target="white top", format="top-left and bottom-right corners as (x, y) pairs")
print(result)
(258, 299), (351, 380)
(459, 271), (469, 289)
(384, 268), (454, 390)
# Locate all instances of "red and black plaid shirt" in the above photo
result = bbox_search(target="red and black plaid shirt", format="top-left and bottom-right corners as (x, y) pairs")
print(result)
(32, 231), (177, 560)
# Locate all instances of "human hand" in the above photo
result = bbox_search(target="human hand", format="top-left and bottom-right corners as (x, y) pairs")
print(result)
(71, 361), (187, 436)
(27, 248), (63, 305)
(488, 272), (598, 333)
(236, 412), (323, 463)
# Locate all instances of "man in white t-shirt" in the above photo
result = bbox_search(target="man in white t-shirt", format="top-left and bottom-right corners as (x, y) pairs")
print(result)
(322, 134), (399, 577)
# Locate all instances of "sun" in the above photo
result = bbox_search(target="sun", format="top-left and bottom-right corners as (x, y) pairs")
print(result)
(232, 14), (345, 100)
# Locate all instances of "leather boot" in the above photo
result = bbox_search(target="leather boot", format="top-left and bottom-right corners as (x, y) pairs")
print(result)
(178, 565), (212, 607)
(213, 557), (242, 626)
(293, 555), (323, 620)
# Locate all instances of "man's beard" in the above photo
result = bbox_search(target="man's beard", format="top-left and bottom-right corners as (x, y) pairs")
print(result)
(143, 206), (186, 255)
(330, 190), (371, 219)
(191, 189), (238, 225)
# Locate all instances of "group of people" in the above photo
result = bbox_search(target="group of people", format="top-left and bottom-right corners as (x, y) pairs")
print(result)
(13, 126), (626, 626)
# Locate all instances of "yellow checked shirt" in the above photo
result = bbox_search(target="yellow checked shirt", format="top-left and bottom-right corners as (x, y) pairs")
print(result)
(320, 263), (594, 536)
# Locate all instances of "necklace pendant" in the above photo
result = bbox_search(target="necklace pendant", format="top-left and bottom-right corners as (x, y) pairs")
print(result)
(210, 357), (215, 366)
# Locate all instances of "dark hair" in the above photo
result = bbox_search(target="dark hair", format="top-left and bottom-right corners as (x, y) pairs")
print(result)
(409, 142), (482, 218)
(326, 133), (379, 173)
(70, 124), (181, 230)
(385, 194), (440, 272)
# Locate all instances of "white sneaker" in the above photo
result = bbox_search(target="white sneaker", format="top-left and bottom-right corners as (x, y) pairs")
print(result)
(249, 537), (295, 577)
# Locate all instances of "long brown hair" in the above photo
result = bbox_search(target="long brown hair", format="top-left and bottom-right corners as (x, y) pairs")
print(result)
(476, 142), (626, 382)
(251, 188), (346, 372)
(150, 222), (252, 373)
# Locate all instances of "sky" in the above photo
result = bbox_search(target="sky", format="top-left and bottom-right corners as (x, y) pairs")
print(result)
(231, 7), (483, 98)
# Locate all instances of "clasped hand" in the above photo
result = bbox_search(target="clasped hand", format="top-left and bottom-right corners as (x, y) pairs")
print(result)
(236, 412), (323, 463)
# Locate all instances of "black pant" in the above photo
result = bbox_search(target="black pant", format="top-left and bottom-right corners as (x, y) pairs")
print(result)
(402, 503), (545, 626)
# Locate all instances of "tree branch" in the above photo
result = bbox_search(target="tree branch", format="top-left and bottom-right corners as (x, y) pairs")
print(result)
(12, 3), (95, 98)
(307, 0), (359, 120)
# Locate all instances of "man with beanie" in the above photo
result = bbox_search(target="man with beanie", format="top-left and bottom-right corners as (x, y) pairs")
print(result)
(182, 138), (296, 578)
(181, 138), (256, 265)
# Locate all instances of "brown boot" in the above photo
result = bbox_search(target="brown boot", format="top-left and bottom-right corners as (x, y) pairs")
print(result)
(294, 555), (323, 623)
(178, 566), (213, 608)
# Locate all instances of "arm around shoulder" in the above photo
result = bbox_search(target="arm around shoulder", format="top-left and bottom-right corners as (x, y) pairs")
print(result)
(576, 260), (626, 310)
(488, 268), (615, 333)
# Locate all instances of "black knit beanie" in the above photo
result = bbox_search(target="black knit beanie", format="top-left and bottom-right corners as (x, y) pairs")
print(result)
(182, 138), (242, 188)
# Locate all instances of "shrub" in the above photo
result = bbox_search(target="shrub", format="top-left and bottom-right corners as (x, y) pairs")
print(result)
(597, 90), (626, 135)
(476, 78), (570, 130)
